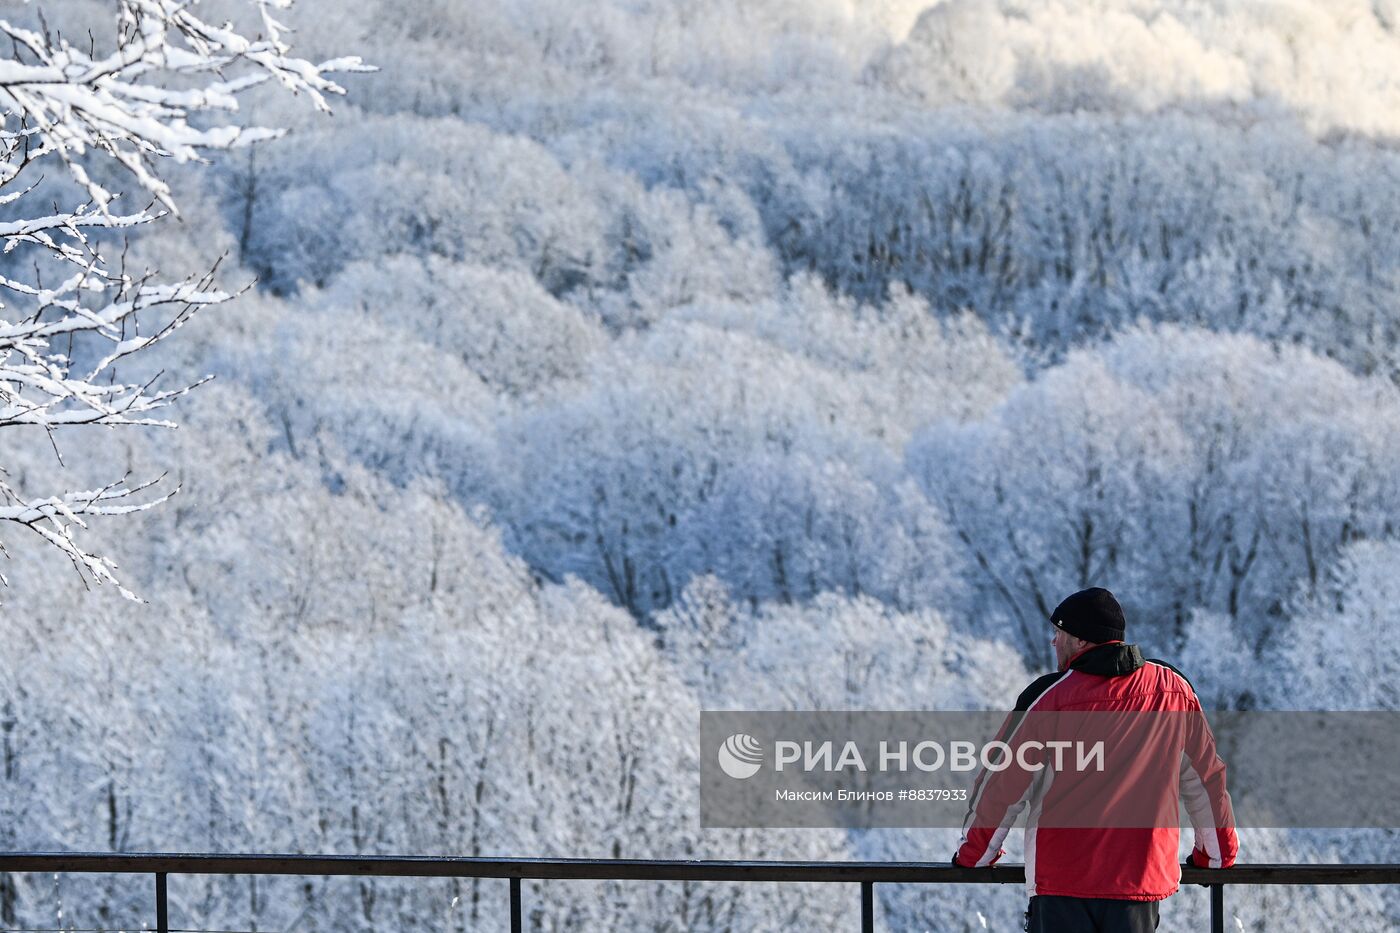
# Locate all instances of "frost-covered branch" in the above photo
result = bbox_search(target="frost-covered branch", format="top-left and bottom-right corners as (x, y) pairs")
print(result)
(0, 266), (227, 429)
(0, 0), (369, 212)
(0, 0), (367, 598)
(0, 472), (171, 600)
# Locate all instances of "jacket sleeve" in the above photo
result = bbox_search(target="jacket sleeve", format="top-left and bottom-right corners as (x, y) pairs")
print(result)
(1179, 694), (1239, 868)
(953, 675), (1060, 867)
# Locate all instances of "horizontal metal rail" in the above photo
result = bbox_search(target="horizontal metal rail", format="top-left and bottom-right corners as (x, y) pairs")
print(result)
(2, 853), (1397, 933)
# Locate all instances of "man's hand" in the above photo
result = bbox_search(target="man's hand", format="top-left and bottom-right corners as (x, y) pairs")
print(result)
(1185, 848), (1235, 869)
(1183, 848), (1235, 886)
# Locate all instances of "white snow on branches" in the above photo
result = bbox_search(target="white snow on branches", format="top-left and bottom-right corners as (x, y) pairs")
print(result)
(0, 0), (367, 598)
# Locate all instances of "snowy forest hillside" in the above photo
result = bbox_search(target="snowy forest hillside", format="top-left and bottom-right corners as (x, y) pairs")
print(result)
(2, 1), (1400, 929)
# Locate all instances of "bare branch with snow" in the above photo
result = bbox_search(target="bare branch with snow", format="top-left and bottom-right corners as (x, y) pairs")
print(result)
(0, 0), (367, 598)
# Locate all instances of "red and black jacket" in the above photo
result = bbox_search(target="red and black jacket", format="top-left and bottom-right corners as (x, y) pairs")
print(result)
(953, 642), (1238, 900)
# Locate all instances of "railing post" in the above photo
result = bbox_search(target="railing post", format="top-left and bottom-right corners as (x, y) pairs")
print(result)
(860, 880), (873, 933)
(1209, 883), (1223, 933)
(155, 872), (168, 933)
(510, 876), (521, 933)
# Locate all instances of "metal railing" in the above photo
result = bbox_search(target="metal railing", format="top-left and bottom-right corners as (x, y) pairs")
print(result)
(1, 853), (1397, 933)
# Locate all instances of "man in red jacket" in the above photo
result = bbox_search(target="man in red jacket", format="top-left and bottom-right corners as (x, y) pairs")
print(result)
(952, 587), (1238, 932)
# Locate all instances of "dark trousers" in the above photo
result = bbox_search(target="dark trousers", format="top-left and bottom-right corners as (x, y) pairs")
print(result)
(1024, 895), (1160, 932)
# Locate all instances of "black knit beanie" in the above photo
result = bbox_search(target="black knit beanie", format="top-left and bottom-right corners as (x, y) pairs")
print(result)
(1050, 587), (1126, 644)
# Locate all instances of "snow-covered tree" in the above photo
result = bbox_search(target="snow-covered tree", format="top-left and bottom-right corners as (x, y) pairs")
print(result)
(0, 0), (365, 597)
(1274, 539), (1400, 711)
(911, 324), (1400, 661)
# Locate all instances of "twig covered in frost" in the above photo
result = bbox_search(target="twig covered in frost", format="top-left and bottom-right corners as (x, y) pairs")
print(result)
(0, 0), (369, 598)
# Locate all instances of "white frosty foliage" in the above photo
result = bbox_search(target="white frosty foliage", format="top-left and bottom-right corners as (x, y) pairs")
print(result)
(874, 0), (1400, 135)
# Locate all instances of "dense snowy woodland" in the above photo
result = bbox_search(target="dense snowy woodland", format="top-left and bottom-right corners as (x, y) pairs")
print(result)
(1, 0), (1399, 929)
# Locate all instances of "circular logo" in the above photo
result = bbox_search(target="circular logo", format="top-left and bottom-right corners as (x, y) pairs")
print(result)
(717, 733), (764, 779)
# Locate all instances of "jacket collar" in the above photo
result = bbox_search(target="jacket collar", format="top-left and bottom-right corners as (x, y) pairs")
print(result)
(1067, 640), (1145, 677)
